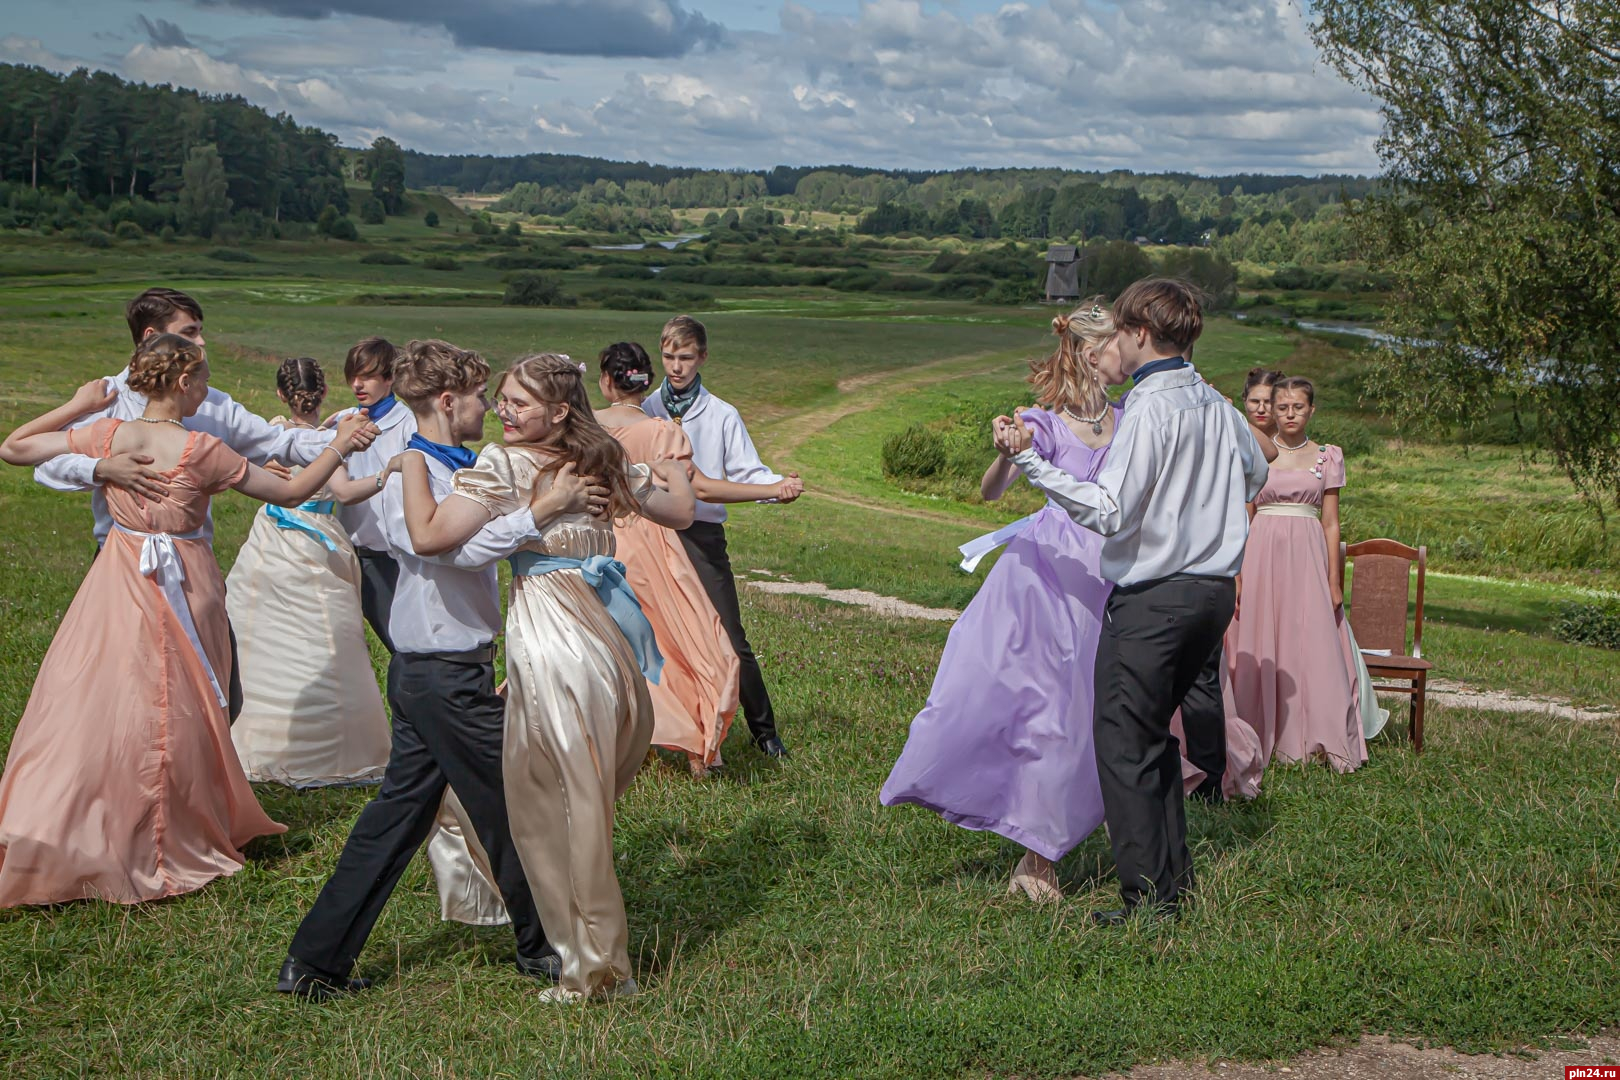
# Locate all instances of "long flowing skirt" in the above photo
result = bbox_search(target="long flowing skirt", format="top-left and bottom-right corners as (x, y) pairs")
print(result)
(502, 570), (654, 998)
(226, 507), (389, 788)
(1230, 514), (1368, 772)
(0, 531), (284, 906)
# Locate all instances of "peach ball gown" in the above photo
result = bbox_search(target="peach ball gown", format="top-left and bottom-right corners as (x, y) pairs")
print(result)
(0, 419), (285, 907)
(606, 418), (739, 771)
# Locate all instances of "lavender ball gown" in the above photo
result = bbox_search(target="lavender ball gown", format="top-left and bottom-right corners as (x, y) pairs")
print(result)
(880, 408), (1115, 862)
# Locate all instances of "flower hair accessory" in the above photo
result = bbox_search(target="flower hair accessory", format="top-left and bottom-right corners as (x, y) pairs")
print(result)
(1086, 304), (1104, 320)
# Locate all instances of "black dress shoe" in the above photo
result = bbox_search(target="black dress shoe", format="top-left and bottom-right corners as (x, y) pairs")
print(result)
(1091, 908), (1131, 927)
(1188, 779), (1225, 805)
(758, 736), (789, 759)
(276, 956), (372, 1001)
(515, 950), (562, 983)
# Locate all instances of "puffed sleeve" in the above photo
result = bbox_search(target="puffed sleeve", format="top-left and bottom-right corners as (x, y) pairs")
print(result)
(1019, 408), (1060, 462)
(64, 418), (121, 459)
(451, 443), (528, 517)
(1322, 444), (1346, 491)
(650, 421), (693, 463)
(190, 433), (251, 495)
(628, 462), (656, 505)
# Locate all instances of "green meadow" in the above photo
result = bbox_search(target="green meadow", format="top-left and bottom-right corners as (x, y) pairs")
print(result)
(0, 228), (1617, 1077)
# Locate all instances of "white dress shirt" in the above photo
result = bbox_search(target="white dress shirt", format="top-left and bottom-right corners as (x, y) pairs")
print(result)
(34, 367), (335, 544)
(1012, 364), (1269, 587)
(643, 383), (781, 524)
(332, 402), (417, 552)
(377, 451), (540, 654)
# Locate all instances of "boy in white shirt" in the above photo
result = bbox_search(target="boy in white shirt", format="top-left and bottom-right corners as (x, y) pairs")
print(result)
(327, 337), (418, 654)
(643, 316), (803, 759)
(995, 279), (1269, 924)
(280, 338), (609, 999)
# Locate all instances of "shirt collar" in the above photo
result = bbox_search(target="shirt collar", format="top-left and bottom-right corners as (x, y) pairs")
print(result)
(1130, 356), (1191, 385)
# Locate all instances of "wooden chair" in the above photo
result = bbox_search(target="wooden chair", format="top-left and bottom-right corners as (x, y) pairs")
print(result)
(1341, 539), (1434, 752)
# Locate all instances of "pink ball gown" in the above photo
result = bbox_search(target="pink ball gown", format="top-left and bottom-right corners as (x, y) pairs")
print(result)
(1229, 443), (1368, 773)
(0, 419), (285, 906)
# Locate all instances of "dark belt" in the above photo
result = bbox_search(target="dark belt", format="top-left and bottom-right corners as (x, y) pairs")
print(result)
(354, 546), (393, 560)
(1113, 572), (1232, 595)
(397, 644), (496, 665)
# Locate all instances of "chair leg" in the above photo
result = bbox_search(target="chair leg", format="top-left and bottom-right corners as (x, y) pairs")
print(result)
(1411, 674), (1426, 754)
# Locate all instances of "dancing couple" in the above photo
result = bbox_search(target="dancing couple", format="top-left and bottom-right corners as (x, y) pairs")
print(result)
(884, 279), (1271, 920)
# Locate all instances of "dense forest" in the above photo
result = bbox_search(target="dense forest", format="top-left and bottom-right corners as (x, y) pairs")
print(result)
(0, 63), (347, 236)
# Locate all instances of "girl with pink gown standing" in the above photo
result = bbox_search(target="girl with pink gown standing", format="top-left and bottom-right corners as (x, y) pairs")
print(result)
(0, 335), (372, 906)
(1229, 376), (1368, 772)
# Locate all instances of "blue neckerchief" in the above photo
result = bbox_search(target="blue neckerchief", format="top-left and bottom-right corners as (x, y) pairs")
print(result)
(364, 393), (398, 421)
(508, 552), (664, 683)
(659, 375), (703, 422)
(1131, 357), (1190, 385)
(407, 433), (478, 472)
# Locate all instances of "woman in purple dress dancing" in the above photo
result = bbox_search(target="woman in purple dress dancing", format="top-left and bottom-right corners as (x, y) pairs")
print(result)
(880, 299), (1121, 903)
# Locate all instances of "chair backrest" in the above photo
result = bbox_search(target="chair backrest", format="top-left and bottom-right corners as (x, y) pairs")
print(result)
(1342, 538), (1427, 658)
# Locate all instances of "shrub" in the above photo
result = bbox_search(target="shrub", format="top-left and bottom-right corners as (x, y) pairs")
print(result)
(422, 256), (460, 271)
(506, 221), (523, 237)
(206, 247), (259, 263)
(79, 228), (113, 249)
(488, 252), (580, 271)
(113, 221), (144, 241)
(360, 250), (411, 265)
(324, 216), (359, 241)
(598, 264), (656, 280)
(875, 274), (935, 293)
(503, 271), (563, 306)
(1552, 600), (1620, 650)
(881, 426), (947, 480)
(829, 269), (889, 292)
(979, 278), (1042, 305)
(931, 273), (996, 299)
(159, 225), (177, 242)
(424, 210), (440, 228)
(361, 197), (386, 225)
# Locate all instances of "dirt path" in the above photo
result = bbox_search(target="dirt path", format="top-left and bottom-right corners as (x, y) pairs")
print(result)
(741, 574), (1617, 724)
(1103, 1032), (1620, 1080)
(756, 348), (1021, 460)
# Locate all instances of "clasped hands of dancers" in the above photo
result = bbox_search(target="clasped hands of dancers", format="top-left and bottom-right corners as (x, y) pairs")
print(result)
(0, 277), (1378, 997)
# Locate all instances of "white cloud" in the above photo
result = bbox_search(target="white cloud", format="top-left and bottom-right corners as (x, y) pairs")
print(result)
(11, 0), (1385, 172)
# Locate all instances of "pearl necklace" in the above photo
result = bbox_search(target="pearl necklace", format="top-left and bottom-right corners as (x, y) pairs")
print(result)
(609, 401), (645, 411)
(135, 416), (185, 429)
(1275, 435), (1312, 452)
(1062, 404), (1110, 435)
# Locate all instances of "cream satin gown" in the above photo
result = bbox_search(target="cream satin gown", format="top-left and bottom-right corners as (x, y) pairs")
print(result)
(225, 425), (389, 788)
(443, 444), (657, 999)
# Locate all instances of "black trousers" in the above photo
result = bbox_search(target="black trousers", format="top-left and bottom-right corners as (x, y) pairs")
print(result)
(677, 521), (778, 746)
(288, 652), (550, 978)
(354, 548), (400, 656)
(1092, 574), (1235, 911)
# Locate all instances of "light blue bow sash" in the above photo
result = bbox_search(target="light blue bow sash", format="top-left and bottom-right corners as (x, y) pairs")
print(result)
(266, 503), (340, 552)
(509, 552), (664, 684)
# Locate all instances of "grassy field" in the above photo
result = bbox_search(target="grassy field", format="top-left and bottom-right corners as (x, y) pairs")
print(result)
(0, 228), (1617, 1077)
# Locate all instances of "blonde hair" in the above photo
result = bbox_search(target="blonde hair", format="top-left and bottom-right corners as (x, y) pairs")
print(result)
(393, 339), (491, 409)
(1028, 296), (1113, 413)
(499, 353), (638, 520)
(127, 334), (207, 397)
(660, 314), (707, 354)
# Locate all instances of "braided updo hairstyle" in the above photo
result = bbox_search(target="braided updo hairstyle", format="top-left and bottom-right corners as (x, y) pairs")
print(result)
(598, 341), (655, 395)
(126, 334), (207, 397)
(1028, 295), (1114, 415)
(276, 356), (327, 417)
(501, 352), (638, 519)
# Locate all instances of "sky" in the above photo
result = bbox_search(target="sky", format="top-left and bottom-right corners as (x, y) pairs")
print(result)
(0, 0), (1385, 176)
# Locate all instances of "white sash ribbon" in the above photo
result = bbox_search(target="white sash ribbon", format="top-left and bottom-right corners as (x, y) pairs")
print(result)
(113, 522), (226, 707)
(1255, 503), (1322, 519)
(957, 511), (1042, 573)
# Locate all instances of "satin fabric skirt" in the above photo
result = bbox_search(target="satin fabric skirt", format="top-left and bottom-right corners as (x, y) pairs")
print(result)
(613, 512), (739, 768)
(0, 531), (285, 906)
(1230, 514), (1368, 772)
(502, 569), (654, 997)
(226, 507), (389, 788)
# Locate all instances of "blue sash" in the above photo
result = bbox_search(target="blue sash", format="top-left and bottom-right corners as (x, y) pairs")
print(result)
(266, 503), (340, 552)
(508, 552), (664, 684)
